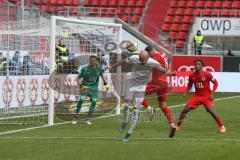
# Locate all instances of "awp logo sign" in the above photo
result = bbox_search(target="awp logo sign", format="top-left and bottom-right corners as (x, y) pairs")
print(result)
(198, 18), (240, 36)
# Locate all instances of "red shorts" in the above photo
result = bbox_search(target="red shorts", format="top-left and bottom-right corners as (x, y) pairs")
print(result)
(186, 94), (214, 110)
(145, 80), (168, 102)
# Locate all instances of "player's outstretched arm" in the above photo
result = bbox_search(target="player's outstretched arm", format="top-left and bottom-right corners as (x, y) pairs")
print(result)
(106, 59), (127, 70)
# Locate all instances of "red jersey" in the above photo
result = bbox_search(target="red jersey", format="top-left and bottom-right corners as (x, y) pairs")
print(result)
(150, 51), (168, 80)
(188, 71), (217, 95)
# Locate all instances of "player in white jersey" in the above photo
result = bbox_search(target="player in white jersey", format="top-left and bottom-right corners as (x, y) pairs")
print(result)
(107, 51), (175, 142)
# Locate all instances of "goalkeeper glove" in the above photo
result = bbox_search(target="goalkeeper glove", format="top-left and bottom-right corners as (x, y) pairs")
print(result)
(80, 85), (89, 95)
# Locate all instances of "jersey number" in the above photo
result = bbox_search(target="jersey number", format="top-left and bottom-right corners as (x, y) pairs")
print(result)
(195, 83), (204, 88)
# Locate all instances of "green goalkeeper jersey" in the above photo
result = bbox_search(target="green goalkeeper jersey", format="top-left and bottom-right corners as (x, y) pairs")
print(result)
(79, 64), (103, 88)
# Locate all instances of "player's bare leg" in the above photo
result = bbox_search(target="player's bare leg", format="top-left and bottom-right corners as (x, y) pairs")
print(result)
(142, 98), (154, 121)
(205, 107), (226, 132)
(176, 107), (191, 130)
(159, 101), (176, 138)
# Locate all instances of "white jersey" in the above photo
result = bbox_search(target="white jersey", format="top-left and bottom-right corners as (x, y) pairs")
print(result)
(125, 55), (166, 86)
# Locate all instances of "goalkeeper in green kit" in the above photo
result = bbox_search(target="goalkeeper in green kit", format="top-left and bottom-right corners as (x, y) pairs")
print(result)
(72, 55), (108, 125)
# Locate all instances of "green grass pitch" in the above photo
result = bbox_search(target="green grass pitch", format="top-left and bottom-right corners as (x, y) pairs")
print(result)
(0, 93), (240, 160)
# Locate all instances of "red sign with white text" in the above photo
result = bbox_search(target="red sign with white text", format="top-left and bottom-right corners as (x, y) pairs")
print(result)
(167, 72), (191, 92)
(172, 56), (222, 72)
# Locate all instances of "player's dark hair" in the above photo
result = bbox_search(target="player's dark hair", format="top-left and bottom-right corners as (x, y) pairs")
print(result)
(89, 55), (97, 60)
(194, 59), (205, 66)
(145, 45), (154, 53)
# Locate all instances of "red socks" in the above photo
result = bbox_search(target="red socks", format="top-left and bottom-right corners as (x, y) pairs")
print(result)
(162, 107), (173, 124)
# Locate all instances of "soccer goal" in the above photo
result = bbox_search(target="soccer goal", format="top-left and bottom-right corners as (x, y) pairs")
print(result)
(0, 16), (122, 125)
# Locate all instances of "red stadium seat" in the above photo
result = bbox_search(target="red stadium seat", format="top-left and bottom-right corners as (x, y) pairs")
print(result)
(34, 0), (41, 5)
(187, 1), (196, 8)
(180, 24), (190, 32)
(111, 0), (119, 7)
(167, 8), (175, 16)
(170, 0), (178, 8)
(108, 8), (115, 14)
(223, 1), (232, 9)
(175, 40), (185, 48)
(125, 8), (134, 14)
(233, 1), (240, 9)
(121, 16), (129, 23)
(205, 1), (214, 9)
(101, 0), (110, 7)
(165, 16), (174, 23)
(39, 5), (48, 12)
(214, 1), (223, 9)
(65, 0), (72, 6)
(161, 23), (171, 32)
(168, 32), (178, 41)
(119, 0), (128, 7)
(220, 10), (230, 17)
(117, 8), (125, 14)
(212, 10), (220, 17)
(185, 8), (194, 16)
(196, 1), (205, 8)
(177, 32), (187, 40)
(172, 24), (180, 31)
(195, 9), (202, 16)
(203, 10), (212, 17)
(137, 0), (146, 7)
(135, 8), (143, 15)
(129, 0), (137, 7)
(174, 16), (182, 23)
(84, 0), (92, 6)
(92, 0), (101, 6)
(176, 8), (185, 16)
(57, 0), (64, 5)
(131, 16), (140, 23)
(72, 0), (78, 6)
(55, 6), (64, 11)
(178, 1), (187, 8)
(183, 16), (193, 24)
(89, 8), (99, 14)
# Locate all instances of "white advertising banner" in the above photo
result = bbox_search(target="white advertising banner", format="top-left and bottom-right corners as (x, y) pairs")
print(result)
(197, 18), (240, 36)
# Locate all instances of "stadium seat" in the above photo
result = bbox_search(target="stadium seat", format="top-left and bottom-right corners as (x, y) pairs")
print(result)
(212, 10), (220, 17)
(172, 24), (180, 31)
(167, 8), (175, 16)
(121, 16), (129, 23)
(178, 1), (187, 8)
(214, 1), (223, 9)
(120, 0), (128, 7)
(125, 8), (134, 15)
(165, 16), (174, 23)
(168, 31), (177, 41)
(183, 16), (193, 24)
(101, 0), (110, 7)
(176, 8), (185, 16)
(220, 10), (230, 17)
(92, 0), (101, 6)
(205, 1), (214, 9)
(185, 8), (194, 16)
(117, 8), (125, 15)
(84, 0), (92, 6)
(131, 16), (140, 23)
(55, 6), (64, 11)
(108, 8), (115, 14)
(101, 8), (108, 14)
(34, 0), (41, 5)
(177, 32), (187, 41)
(111, 0), (119, 7)
(175, 40), (185, 48)
(72, 0), (78, 6)
(223, 1), (232, 9)
(203, 10), (212, 17)
(179, 24), (190, 32)
(135, 8), (143, 15)
(137, 0), (146, 7)
(187, 1), (196, 8)
(161, 23), (171, 32)
(170, 0), (178, 8)
(195, 9), (202, 16)
(39, 5), (48, 12)
(129, 0), (137, 7)
(57, 0), (64, 5)
(174, 16), (183, 23)
(64, 0), (72, 6)
(89, 8), (99, 14)
(196, 1), (205, 8)
(233, 1), (240, 9)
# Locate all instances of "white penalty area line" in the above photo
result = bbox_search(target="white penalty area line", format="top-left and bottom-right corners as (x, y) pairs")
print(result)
(0, 95), (239, 136)
(0, 136), (240, 142)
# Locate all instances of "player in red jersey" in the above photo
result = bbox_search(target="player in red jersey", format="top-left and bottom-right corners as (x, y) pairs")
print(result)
(176, 59), (226, 133)
(142, 46), (176, 138)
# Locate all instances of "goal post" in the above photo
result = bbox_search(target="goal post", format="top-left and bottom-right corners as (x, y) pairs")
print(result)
(48, 16), (123, 126)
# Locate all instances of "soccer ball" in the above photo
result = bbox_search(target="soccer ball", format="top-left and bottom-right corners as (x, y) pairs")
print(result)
(126, 41), (138, 53)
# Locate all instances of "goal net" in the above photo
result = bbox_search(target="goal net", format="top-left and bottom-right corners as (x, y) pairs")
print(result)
(0, 16), (122, 125)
